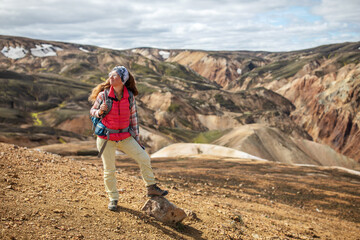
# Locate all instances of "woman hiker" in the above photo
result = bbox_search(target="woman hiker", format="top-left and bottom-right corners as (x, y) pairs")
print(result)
(89, 66), (168, 211)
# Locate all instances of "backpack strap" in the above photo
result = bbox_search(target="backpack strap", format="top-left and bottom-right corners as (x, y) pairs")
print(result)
(102, 88), (113, 116)
(128, 89), (134, 110)
(127, 90), (136, 138)
(90, 89), (112, 132)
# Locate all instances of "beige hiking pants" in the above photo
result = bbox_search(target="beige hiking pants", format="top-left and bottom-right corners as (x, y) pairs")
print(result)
(96, 136), (156, 201)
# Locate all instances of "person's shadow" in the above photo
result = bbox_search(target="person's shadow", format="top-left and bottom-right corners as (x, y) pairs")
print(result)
(116, 205), (205, 240)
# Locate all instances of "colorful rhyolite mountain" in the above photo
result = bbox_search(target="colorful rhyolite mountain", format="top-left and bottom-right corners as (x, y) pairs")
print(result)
(0, 35), (359, 167)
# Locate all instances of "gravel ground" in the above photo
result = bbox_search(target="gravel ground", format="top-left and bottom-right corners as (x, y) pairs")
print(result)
(1, 143), (360, 239)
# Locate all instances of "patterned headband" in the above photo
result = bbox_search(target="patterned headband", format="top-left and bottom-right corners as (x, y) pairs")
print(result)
(111, 66), (129, 84)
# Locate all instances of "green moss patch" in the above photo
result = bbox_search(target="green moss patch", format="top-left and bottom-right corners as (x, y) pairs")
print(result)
(159, 127), (199, 142)
(52, 109), (87, 126)
(193, 130), (228, 143)
(0, 107), (29, 124)
(131, 63), (158, 76)
(137, 83), (158, 94)
(214, 94), (241, 112)
(336, 52), (360, 66)
(167, 103), (181, 113)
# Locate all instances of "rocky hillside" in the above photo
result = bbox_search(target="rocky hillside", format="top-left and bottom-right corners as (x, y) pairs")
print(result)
(279, 62), (360, 163)
(213, 124), (359, 169)
(133, 43), (360, 162)
(0, 35), (359, 165)
(0, 36), (305, 145)
(1, 142), (360, 239)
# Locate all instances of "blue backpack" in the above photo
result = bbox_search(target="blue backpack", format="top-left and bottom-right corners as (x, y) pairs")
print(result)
(90, 88), (135, 157)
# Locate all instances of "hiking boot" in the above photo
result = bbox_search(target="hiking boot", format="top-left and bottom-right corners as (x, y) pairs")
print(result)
(147, 184), (168, 197)
(108, 200), (118, 211)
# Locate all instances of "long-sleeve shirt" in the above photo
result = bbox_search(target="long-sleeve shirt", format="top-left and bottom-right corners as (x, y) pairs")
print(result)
(90, 86), (140, 142)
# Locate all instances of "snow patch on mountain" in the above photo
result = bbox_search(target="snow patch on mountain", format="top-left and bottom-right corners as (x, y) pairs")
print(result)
(79, 47), (90, 53)
(159, 50), (170, 59)
(1, 46), (28, 59)
(30, 44), (63, 57)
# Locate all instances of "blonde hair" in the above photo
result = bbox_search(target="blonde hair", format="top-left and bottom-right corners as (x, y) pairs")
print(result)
(88, 71), (138, 103)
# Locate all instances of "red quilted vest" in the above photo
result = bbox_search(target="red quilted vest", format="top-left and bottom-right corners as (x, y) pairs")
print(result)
(99, 86), (131, 141)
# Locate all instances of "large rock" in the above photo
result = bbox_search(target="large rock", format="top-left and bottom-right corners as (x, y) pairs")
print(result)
(141, 196), (187, 224)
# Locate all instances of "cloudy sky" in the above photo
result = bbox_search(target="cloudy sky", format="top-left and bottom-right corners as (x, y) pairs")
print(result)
(0, 0), (359, 51)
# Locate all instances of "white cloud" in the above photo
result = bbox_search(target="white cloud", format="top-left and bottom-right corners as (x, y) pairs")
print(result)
(0, 0), (359, 51)
(312, 0), (360, 23)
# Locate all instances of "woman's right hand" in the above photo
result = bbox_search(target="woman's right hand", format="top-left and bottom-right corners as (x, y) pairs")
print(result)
(99, 103), (108, 115)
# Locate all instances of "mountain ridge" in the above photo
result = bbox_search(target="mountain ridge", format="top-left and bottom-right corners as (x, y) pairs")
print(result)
(0, 34), (359, 164)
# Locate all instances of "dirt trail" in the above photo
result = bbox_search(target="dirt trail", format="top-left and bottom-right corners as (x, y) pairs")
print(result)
(1, 143), (360, 239)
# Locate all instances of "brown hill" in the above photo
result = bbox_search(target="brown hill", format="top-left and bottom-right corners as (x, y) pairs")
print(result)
(1, 142), (360, 239)
(0, 35), (358, 165)
(0, 36), (307, 147)
(132, 48), (269, 88)
(213, 124), (359, 170)
(133, 43), (360, 162)
(278, 61), (360, 162)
